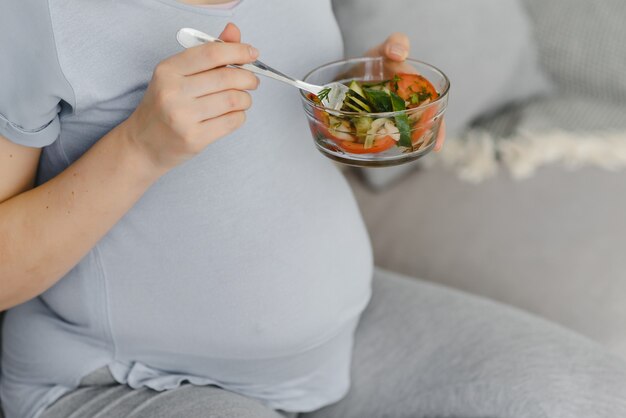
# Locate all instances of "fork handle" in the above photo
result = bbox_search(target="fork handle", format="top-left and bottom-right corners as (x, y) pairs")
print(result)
(176, 28), (322, 95)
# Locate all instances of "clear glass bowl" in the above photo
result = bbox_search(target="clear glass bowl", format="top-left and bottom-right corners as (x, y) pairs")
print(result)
(301, 57), (450, 167)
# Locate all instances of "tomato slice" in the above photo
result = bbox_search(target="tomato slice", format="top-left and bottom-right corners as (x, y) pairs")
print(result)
(308, 94), (329, 122)
(411, 105), (439, 144)
(392, 73), (438, 106)
(338, 135), (396, 154)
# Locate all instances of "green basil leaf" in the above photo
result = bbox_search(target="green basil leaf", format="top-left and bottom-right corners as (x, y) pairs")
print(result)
(390, 92), (411, 148)
(363, 88), (392, 113)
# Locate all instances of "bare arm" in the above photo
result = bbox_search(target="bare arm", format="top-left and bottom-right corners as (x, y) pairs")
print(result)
(0, 23), (259, 311)
(0, 135), (41, 202)
(0, 128), (162, 310)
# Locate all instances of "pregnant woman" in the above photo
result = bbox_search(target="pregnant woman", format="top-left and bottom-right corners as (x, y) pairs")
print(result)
(1, 1), (626, 417)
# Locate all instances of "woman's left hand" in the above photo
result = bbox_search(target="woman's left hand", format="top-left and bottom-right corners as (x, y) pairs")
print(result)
(366, 33), (446, 152)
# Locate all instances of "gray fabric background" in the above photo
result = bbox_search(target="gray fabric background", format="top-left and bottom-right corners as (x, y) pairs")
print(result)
(524, 0), (626, 103)
(472, 0), (626, 138)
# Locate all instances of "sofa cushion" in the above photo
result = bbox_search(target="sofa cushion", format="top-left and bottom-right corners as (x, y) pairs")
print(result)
(524, 0), (626, 103)
(345, 165), (626, 360)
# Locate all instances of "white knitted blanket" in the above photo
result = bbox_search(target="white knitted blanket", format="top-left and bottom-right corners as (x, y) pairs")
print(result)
(433, 130), (626, 183)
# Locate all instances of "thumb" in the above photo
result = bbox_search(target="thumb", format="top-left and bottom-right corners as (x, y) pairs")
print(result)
(218, 22), (241, 43)
(366, 32), (410, 62)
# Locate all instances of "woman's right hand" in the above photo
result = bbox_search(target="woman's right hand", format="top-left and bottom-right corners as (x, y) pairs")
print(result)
(123, 23), (259, 174)
(0, 24), (259, 310)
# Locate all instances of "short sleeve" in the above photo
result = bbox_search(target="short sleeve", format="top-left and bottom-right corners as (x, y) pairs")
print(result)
(0, 0), (75, 148)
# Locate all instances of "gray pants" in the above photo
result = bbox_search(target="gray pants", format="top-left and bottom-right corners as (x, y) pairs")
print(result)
(41, 269), (626, 418)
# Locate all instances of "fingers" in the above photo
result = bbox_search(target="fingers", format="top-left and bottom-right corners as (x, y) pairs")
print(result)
(366, 32), (410, 62)
(192, 89), (252, 122)
(199, 110), (247, 140)
(164, 39), (259, 76)
(184, 67), (259, 98)
(219, 22), (241, 43)
(384, 33), (410, 61)
(434, 119), (446, 152)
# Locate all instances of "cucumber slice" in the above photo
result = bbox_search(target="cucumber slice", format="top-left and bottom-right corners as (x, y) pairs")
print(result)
(349, 80), (366, 99)
(353, 116), (373, 140)
(347, 94), (371, 112)
(344, 101), (364, 113)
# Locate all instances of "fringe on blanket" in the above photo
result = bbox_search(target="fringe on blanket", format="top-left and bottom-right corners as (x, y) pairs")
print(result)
(429, 130), (626, 183)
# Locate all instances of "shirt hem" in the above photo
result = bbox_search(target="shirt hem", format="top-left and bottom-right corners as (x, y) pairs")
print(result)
(0, 114), (60, 148)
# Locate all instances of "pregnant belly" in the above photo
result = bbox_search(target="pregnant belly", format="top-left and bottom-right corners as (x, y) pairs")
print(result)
(104, 234), (371, 360)
(97, 172), (371, 359)
(42, 126), (373, 360)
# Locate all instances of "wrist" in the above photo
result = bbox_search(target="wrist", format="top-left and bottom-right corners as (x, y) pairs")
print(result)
(114, 122), (167, 185)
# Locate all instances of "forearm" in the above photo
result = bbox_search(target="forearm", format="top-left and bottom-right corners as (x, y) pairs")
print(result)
(0, 123), (163, 310)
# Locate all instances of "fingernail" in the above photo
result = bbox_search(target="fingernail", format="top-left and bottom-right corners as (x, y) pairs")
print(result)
(249, 46), (259, 59)
(388, 44), (407, 60)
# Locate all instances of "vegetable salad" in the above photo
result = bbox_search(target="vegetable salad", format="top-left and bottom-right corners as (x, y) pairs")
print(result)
(309, 73), (440, 155)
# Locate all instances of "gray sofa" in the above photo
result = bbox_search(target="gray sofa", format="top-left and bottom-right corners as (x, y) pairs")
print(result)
(342, 0), (626, 360)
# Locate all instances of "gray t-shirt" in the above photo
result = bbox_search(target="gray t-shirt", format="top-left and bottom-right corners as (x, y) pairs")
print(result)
(0, 1), (373, 417)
